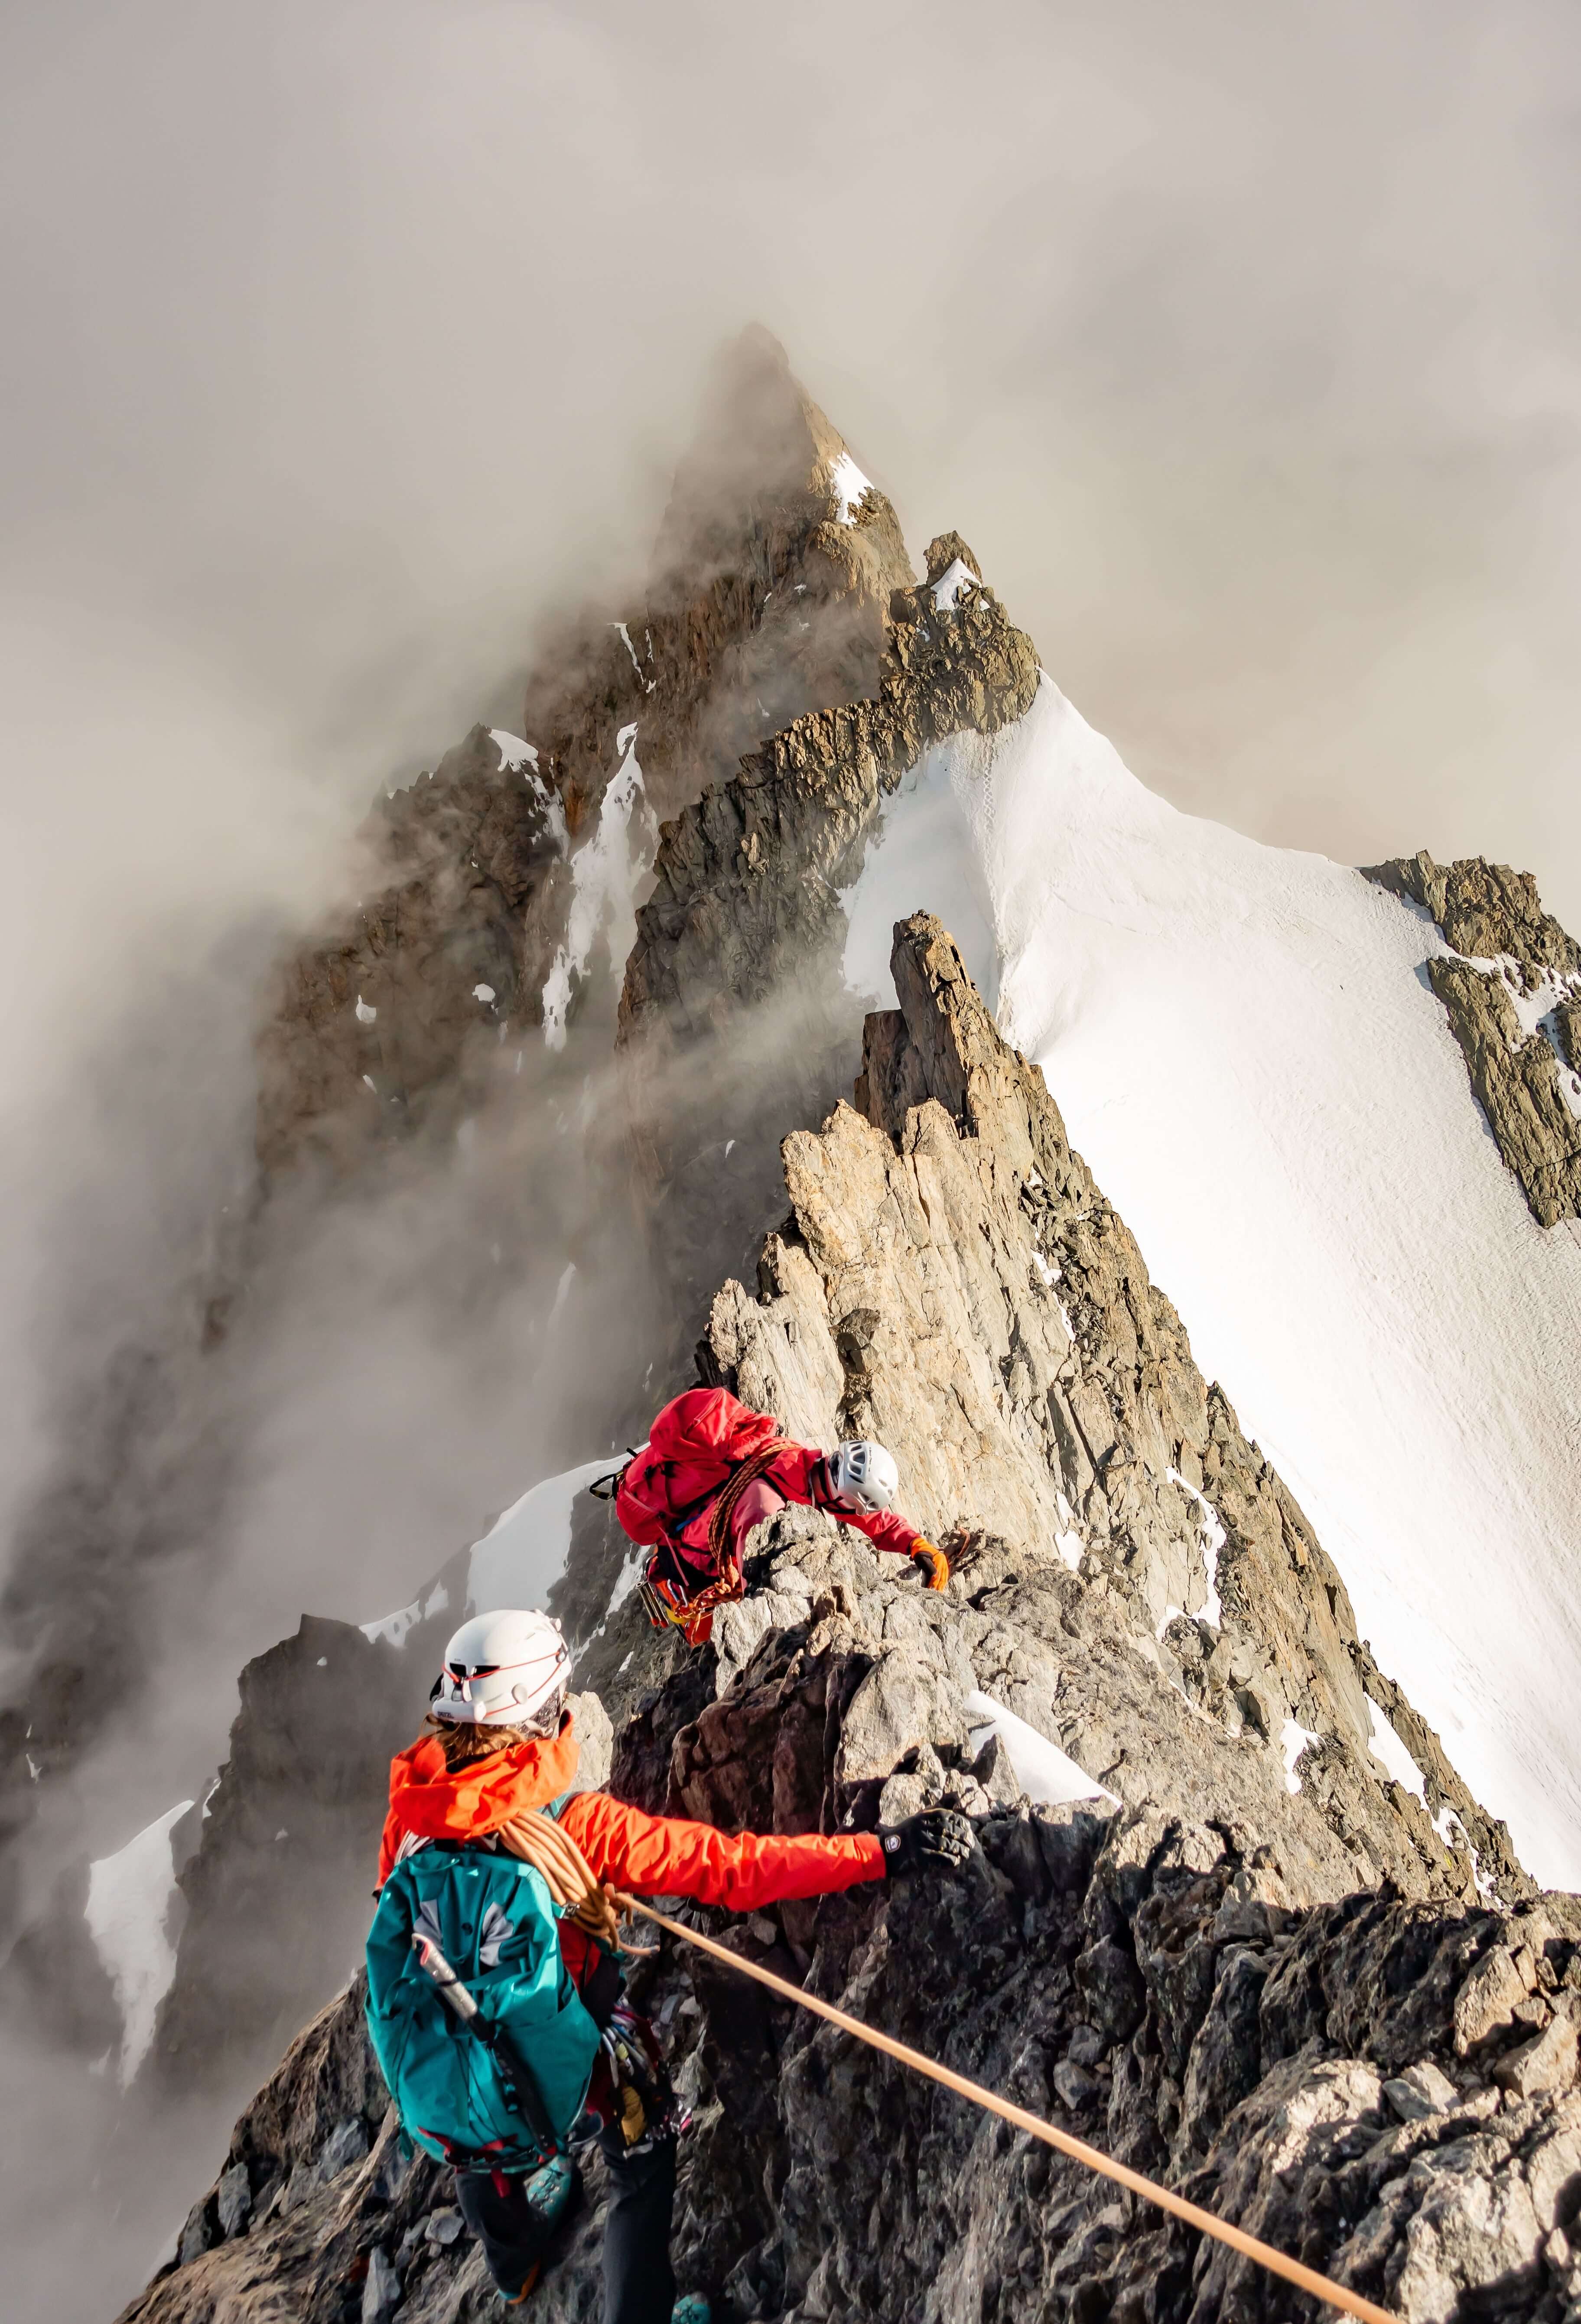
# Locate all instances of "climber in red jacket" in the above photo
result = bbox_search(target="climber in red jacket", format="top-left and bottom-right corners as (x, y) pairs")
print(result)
(377, 1608), (971, 2323)
(608, 1387), (950, 1643)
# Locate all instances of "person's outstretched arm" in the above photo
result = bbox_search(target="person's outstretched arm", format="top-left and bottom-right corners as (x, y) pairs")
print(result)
(560, 1792), (973, 1909)
(560, 1790), (883, 1909)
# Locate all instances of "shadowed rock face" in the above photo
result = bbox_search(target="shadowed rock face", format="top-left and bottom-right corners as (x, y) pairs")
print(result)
(1365, 850), (1581, 1229)
(153, 1615), (436, 2098)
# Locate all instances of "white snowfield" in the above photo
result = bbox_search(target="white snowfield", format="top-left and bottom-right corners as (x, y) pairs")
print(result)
(850, 673), (1581, 1887)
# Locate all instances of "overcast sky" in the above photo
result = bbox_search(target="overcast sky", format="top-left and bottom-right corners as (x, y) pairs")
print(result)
(4, 3), (1579, 1000)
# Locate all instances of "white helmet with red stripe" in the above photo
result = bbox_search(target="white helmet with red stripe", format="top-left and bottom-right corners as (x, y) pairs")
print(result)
(432, 1608), (570, 1726)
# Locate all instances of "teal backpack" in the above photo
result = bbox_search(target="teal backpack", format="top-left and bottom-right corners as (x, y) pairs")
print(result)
(365, 1832), (602, 2170)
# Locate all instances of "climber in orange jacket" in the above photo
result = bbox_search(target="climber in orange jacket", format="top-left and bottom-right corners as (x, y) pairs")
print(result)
(607, 1387), (950, 1642)
(375, 1608), (972, 2322)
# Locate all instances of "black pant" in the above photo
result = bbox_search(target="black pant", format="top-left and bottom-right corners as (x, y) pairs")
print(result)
(455, 2133), (677, 2324)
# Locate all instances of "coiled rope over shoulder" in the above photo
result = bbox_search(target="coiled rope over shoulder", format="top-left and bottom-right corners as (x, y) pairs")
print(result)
(705, 1438), (794, 1567)
(612, 1889), (1397, 2324)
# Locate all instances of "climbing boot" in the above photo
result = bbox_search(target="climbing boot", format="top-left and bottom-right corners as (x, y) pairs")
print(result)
(521, 2153), (576, 2232)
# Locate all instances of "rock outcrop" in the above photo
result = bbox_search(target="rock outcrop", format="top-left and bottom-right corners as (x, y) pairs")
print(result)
(1365, 851), (1581, 1228)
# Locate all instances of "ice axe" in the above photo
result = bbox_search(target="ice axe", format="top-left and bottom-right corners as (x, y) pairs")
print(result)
(411, 1931), (561, 2160)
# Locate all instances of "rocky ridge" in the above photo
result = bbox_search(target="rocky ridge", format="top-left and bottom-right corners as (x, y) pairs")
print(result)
(1365, 851), (1581, 1230)
(119, 1562), (1581, 2324)
(258, 327), (914, 1185)
(118, 925), (1574, 2324)
(615, 532), (1039, 1324)
(690, 913), (1521, 1907)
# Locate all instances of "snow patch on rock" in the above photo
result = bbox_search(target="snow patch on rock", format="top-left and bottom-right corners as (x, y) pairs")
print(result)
(963, 1689), (1118, 1807)
(489, 729), (538, 772)
(930, 557), (978, 613)
(827, 450), (871, 526)
(1168, 1468), (1225, 1628)
(1281, 1717), (1321, 1794)
(542, 730), (651, 1051)
(612, 622), (656, 693)
(1368, 1696), (1429, 1805)
(86, 1801), (193, 2085)
(360, 1579), (451, 1650)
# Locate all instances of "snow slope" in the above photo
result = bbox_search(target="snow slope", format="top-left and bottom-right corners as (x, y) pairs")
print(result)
(85, 1800), (192, 2085)
(849, 674), (1581, 1887)
(466, 1455), (617, 1614)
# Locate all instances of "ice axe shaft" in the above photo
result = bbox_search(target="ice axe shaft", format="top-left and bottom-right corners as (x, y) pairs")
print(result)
(412, 1932), (480, 2022)
(410, 1932), (561, 2158)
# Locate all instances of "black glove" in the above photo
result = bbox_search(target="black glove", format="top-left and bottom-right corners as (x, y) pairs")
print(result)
(878, 1809), (974, 1879)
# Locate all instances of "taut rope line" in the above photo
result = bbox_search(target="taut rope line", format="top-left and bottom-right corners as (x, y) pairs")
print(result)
(612, 1890), (1396, 2324)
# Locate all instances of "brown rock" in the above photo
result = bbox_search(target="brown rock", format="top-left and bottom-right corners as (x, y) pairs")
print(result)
(1363, 850), (1581, 1228)
(1454, 1944), (1531, 2054)
(1495, 2010), (1579, 2099)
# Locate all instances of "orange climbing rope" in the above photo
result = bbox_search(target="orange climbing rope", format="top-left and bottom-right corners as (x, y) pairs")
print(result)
(612, 1890), (1397, 2324)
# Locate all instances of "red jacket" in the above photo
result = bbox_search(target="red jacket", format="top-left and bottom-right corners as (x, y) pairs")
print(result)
(620, 1391), (924, 1576)
(377, 1719), (883, 1996)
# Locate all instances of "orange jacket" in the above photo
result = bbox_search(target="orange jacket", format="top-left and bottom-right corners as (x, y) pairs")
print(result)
(377, 1719), (884, 1974)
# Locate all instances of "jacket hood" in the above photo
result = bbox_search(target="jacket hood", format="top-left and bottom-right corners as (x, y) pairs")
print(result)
(380, 1715), (581, 1875)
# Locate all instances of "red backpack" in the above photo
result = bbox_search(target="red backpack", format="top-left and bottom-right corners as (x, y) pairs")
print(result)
(613, 1388), (784, 1549)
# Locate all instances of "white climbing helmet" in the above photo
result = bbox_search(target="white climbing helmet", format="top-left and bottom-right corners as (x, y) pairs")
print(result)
(829, 1439), (901, 1513)
(432, 1608), (570, 1727)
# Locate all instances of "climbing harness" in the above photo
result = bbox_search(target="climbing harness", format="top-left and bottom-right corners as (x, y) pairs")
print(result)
(614, 1437), (794, 1644)
(611, 1891), (1399, 2324)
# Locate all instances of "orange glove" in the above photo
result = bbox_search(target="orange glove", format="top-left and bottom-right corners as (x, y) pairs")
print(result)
(911, 1538), (950, 1592)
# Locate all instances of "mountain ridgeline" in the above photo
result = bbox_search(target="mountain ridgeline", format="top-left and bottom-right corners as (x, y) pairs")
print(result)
(15, 332), (1581, 2324)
